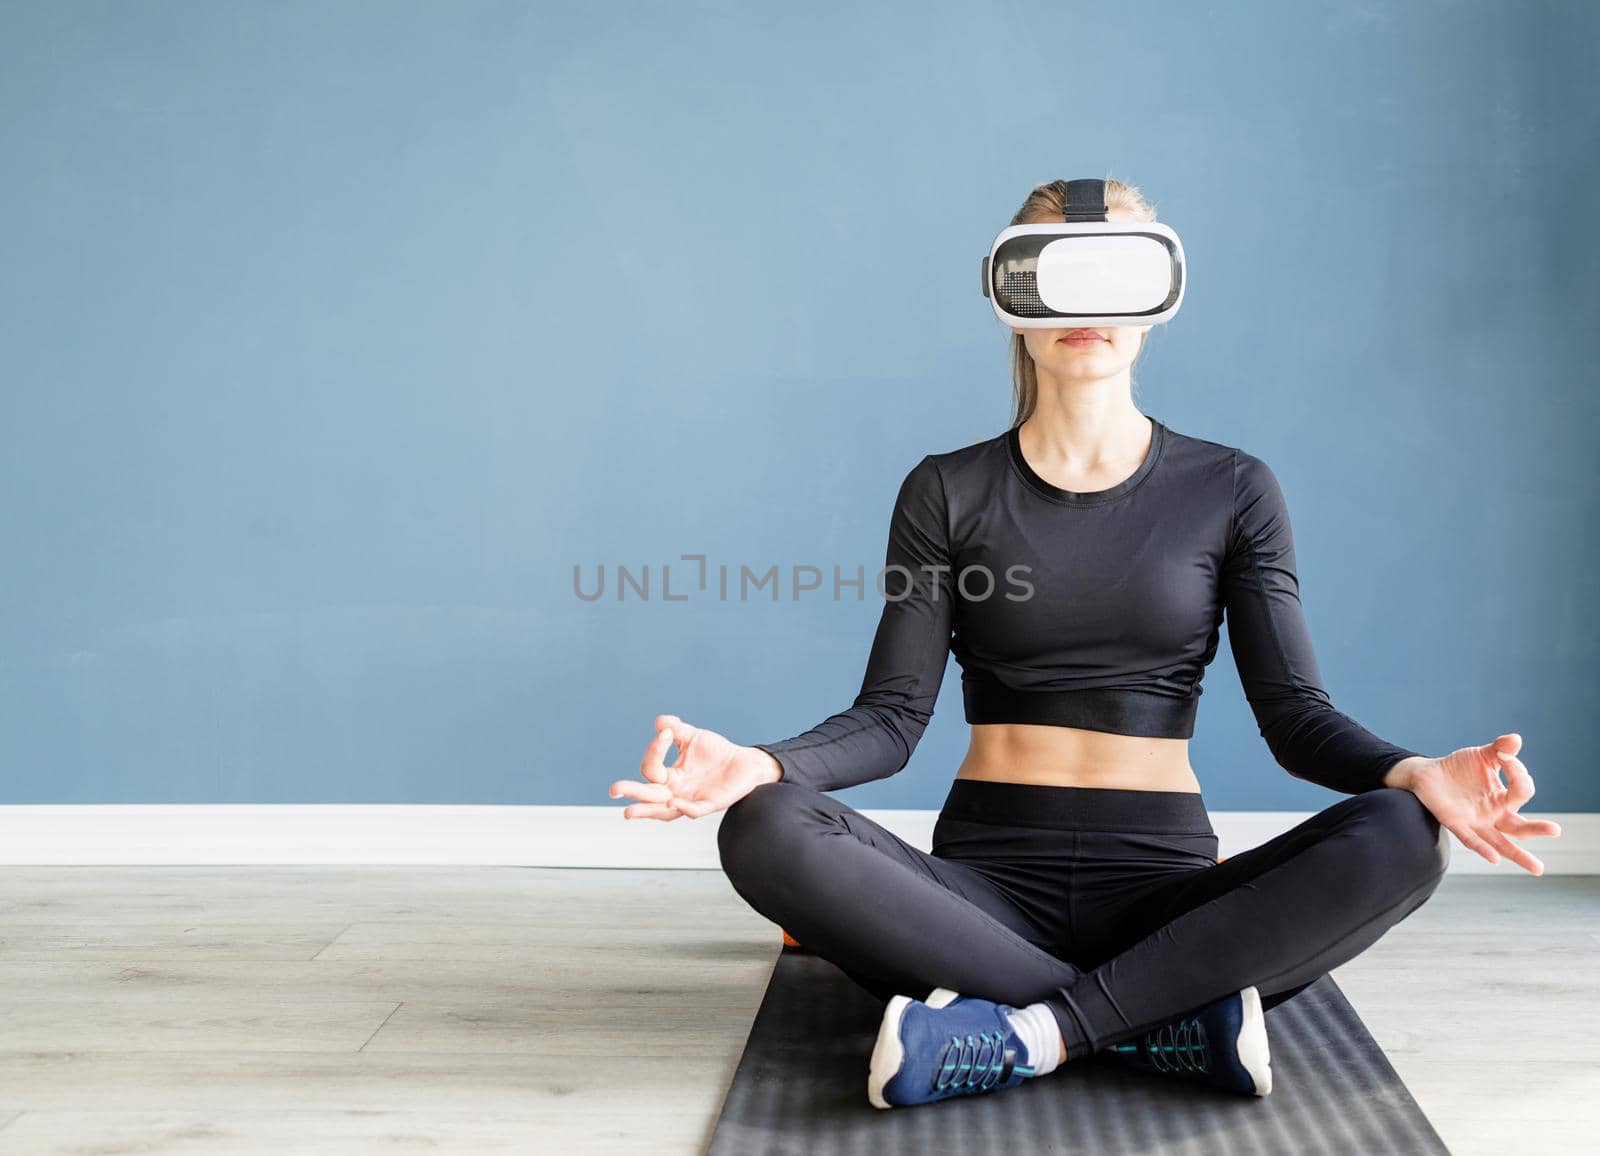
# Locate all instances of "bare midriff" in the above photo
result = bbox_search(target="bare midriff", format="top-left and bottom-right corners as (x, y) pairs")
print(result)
(954, 723), (1202, 793)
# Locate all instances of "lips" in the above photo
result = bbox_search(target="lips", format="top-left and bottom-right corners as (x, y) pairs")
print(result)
(1059, 330), (1106, 342)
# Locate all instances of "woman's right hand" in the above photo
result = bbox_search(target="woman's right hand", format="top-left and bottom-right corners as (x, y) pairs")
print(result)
(609, 714), (784, 821)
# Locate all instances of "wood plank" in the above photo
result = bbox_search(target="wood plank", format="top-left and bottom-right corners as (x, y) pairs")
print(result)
(358, 999), (761, 1056)
(0, 923), (351, 962)
(0, 866), (745, 916)
(0, 1109), (712, 1155)
(0, 999), (401, 1053)
(311, 921), (779, 962)
(0, 1052), (736, 1114)
(0, 958), (775, 1004)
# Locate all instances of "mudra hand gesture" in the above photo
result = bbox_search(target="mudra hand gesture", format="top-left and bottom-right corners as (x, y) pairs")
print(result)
(609, 714), (782, 821)
(1401, 733), (1561, 875)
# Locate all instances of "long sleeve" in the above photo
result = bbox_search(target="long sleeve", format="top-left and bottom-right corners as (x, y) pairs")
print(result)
(1222, 450), (1426, 794)
(754, 456), (956, 792)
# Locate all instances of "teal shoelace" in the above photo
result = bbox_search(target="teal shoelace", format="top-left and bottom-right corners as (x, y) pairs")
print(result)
(1113, 1016), (1210, 1074)
(932, 1029), (1034, 1093)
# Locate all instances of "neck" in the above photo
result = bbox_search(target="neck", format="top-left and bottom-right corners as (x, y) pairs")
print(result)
(1021, 373), (1148, 470)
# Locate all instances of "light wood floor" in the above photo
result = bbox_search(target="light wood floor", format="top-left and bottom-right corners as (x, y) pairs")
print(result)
(0, 867), (1593, 1154)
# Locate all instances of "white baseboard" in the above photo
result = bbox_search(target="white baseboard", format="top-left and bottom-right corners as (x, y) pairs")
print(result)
(0, 805), (1593, 873)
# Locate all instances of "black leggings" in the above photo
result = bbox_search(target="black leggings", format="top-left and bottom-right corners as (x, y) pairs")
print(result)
(717, 777), (1451, 1057)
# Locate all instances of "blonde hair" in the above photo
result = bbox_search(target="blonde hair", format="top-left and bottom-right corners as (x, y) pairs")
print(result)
(1005, 177), (1160, 426)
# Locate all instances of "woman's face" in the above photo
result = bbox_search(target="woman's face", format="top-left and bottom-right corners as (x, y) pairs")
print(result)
(1009, 206), (1153, 384)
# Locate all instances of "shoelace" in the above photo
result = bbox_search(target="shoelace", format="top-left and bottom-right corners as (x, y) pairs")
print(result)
(1141, 1016), (1209, 1074)
(932, 1029), (1020, 1093)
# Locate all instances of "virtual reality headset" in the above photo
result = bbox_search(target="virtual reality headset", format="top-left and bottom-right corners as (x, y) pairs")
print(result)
(981, 178), (1186, 330)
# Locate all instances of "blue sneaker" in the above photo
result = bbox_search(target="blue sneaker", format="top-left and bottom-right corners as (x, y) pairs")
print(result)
(867, 988), (1037, 1109)
(1103, 985), (1272, 1096)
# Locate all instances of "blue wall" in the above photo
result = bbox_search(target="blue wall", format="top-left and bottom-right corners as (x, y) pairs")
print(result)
(2, 0), (1595, 809)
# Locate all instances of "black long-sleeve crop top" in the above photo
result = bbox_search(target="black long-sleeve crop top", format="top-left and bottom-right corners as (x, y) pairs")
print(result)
(754, 416), (1425, 796)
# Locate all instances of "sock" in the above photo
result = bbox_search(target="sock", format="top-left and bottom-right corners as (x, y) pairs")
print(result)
(1004, 1002), (1063, 1077)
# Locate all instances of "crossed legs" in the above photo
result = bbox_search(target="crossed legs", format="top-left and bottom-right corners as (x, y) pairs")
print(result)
(716, 780), (1450, 1058)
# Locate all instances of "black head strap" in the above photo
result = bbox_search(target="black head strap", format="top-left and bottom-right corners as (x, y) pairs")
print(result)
(1061, 178), (1109, 222)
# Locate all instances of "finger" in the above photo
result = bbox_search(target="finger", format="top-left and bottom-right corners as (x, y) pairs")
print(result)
(1482, 733), (1523, 780)
(670, 793), (717, 820)
(1473, 733), (1518, 779)
(667, 720), (703, 770)
(609, 780), (673, 804)
(652, 716), (706, 771)
(1495, 812), (1563, 839)
(622, 801), (684, 822)
(1447, 823), (1500, 865)
(1483, 825), (1543, 876)
(654, 713), (685, 735)
(639, 724), (675, 784)
(1500, 753), (1535, 807)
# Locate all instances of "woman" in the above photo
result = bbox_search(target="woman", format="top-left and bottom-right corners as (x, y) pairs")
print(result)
(608, 178), (1561, 1109)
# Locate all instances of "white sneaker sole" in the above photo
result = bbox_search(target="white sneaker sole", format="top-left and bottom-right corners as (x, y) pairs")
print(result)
(867, 988), (963, 1109)
(1235, 985), (1273, 1096)
(867, 995), (912, 1109)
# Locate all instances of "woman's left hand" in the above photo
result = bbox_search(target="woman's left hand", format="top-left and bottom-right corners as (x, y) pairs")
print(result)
(1399, 733), (1561, 875)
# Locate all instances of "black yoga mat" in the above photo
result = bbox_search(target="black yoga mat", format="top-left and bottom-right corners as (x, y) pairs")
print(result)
(707, 944), (1451, 1156)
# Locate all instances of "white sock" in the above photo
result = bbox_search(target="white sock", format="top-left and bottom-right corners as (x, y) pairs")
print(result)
(1004, 1002), (1063, 1077)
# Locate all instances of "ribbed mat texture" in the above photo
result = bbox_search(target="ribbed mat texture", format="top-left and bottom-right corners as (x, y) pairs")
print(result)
(707, 946), (1450, 1155)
